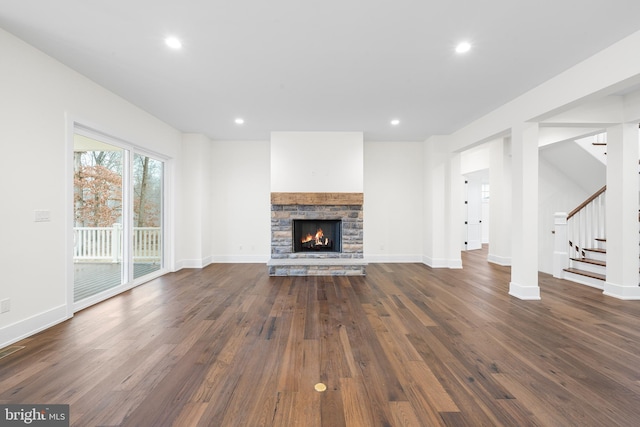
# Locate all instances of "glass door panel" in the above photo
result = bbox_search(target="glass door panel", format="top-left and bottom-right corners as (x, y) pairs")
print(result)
(73, 135), (124, 301)
(133, 154), (163, 279)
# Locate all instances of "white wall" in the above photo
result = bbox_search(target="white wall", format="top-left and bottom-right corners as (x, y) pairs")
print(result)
(0, 28), (182, 348)
(461, 145), (490, 174)
(538, 157), (591, 274)
(180, 134), (213, 268)
(271, 132), (363, 192)
(364, 141), (424, 262)
(202, 139), (424, 264)
(212, 140), (271, 262)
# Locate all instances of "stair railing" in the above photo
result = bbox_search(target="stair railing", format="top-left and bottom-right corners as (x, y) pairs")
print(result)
(567, 185), (607, 258)
(553, 186), (606, 278)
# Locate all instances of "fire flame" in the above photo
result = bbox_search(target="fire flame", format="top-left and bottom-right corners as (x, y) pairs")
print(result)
(301, 228), (328, 245)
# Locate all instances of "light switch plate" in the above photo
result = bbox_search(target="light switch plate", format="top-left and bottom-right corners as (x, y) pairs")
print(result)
(34, 210), (51, 222)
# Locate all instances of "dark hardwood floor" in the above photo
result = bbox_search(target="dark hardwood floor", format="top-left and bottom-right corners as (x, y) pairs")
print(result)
(2, 247), (640, 426)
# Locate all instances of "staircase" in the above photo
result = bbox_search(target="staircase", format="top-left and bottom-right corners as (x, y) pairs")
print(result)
(564, 238), (607, 288)
(557, 185), (606, 288)
(559, 185), (640, 289)
(555, 132), (640, 292)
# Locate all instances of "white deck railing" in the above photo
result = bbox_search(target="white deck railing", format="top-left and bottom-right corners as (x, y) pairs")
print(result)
(74, 225), (161, 262)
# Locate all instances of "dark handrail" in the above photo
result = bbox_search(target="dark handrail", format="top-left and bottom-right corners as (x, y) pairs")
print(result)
(567, 185), (606, 220)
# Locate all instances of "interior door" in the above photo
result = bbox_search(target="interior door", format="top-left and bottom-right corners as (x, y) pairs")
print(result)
(465, 177), (483, 250)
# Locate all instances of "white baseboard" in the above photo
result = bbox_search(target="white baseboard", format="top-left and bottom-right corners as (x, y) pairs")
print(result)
(448, 258), (463, 269)
(365, 254), (423, 263)
(0, 304), (69, 349)
(509, 281), (541, 300)
(213, 255), (271, 263)
(422, 256), (462, 269)
(488, 254), (511, 266)
(422, 256), (449, 268)
(603, 282), (640, 300)
(176, 257), (214, 269)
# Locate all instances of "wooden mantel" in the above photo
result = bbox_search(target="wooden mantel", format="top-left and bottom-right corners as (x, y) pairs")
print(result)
(271, 192), (363, 206)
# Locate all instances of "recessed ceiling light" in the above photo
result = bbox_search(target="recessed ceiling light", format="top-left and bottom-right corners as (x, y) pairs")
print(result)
(391, 119), (400, 126)
(455, 41), (471, 54)
(235, 118), (245, 125)
(165, 36), (182, 49)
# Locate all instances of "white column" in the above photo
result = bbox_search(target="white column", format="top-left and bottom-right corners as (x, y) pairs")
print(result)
(422, 137), (448, 268)
(509, 122), (541, 300)
(553, 213), (568, 278)
(604, 124), (640, 299)
(488, 137), (512, 265)
(181, 133), (213, 268)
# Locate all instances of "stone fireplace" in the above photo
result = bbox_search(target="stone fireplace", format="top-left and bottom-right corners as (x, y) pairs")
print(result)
(268, 192), (366, 276)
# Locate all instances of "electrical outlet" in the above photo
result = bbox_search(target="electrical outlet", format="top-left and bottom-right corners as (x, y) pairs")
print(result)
(0, 299), (10, 313)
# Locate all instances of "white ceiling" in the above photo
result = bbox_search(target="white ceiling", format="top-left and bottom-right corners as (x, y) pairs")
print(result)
(2, 0), (640, 141)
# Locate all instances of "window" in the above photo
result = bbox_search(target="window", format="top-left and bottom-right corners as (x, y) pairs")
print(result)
(481, 183), (490, 202)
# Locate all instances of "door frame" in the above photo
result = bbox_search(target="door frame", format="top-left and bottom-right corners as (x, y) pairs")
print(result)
(66, 118), (171, 315)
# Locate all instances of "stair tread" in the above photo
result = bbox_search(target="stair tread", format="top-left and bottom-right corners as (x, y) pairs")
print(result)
(570, 257), (606, 266)
(564, 268), (606, 281)
(583, 247), (606, 253)
(595, 238), (606, 242)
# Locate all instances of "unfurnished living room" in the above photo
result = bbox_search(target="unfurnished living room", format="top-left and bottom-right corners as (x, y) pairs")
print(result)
(2, 1), (640, 426)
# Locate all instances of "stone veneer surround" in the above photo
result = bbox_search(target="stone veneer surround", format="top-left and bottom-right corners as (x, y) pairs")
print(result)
(268, 193), (366, 276)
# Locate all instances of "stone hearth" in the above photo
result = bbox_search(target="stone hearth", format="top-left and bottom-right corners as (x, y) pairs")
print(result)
(268, 192), (366, 276)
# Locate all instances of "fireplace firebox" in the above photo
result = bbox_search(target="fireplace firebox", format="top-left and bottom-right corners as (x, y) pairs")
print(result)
(293, 219), (341, 253)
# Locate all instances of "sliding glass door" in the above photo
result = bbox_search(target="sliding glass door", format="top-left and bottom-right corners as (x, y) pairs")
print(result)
(73, 129), (164, 306)
(73, 135), (124, 301)
(133, 153), (163, 279)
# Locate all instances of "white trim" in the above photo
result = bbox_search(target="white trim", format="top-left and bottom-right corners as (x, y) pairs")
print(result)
(176, 259), (205, 271)
(422, 256), (450, 268)
(488, 254), (511, 266)
(448, 259), (463, 269)
(603, 282), (640, 300)
(509, 281), (541, 300)
(0, 305), (69, 349)
(423, 257), (463, 269)
(365, 254), (423, 263)
(177, 258), (212, 269)
(65, 113), (76, 319)
(214, 255), (270, 264)
(562, 271), (605, 290)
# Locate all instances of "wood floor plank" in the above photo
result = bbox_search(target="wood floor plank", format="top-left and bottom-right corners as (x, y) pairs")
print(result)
(339, 377), (376, 427)
(389, 401), (427, 427)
